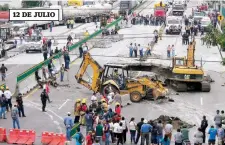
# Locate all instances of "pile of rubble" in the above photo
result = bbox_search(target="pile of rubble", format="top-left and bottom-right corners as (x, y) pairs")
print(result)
(153, 115), (195, 129)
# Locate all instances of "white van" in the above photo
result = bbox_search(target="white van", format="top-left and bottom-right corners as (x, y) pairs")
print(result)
(201, 17), (211, 31)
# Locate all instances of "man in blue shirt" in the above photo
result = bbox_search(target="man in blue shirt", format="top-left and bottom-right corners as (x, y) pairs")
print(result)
(64, 112), (73, 141)
(141, 119), (152, 145)
(208, 125), (217, 145)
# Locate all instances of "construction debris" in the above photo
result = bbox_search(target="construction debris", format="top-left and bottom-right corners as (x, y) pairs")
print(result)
(153, 115), (195, 129)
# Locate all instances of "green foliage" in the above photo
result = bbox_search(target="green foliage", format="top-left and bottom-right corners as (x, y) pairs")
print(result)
(203, 25), (225, 47)
(21, 1), (43, 8)
(0, 4), (9, 11)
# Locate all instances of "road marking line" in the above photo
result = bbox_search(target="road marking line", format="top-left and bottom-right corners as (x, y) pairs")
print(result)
(200, 97), (203, 105)
(58, 99), (70, 110)
(24, 87), (39, 99)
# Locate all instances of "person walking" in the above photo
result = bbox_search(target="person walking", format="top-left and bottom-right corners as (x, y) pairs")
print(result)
(0, 64), (7, 81)
(64, 112), (73, 141)
(73, 127), (84, 145)
(151, 123), (158, 145)
(146, 43), (151, 56)
(16, 93), (26, 117)
(40, 89), (48, 112)
(135, 118), (144, 144)
(139, 45), (144, 58)
(174, 129), (183, 145)
(129, 117), (137, 144)
(60, 64), (66, 82)
(164, 120), (173, 140)
(4, 86), (12, 112)
(42, 67), (47, 81)
(140, 119), (152, 145)
(86, 131), (94, 145)
(96, 121), (104, 145)
(214, 110), (222, 128)
(128, 43), (133, 57)
(11, 104), (20, 129)
(114, 92), (122, 106)
(208, 125), (217, 145)
(200, 115), (208, 143)
(167, 45), (171, 58)
(0, 94), (7, 119)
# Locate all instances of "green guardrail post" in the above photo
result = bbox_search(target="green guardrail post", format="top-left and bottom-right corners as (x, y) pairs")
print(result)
(70, 123), (80, 138)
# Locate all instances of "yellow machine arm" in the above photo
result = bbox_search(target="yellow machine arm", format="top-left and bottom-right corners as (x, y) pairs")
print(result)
(75, 52), (104, 92)
(187, 39), (196, 67)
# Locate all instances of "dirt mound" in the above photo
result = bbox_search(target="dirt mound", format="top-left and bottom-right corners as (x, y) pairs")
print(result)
(153, 115), (195, 129)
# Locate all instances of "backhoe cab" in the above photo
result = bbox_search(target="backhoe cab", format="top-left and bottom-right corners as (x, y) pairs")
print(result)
(165, 38), (211, 92)
(75, 52), (169, 102)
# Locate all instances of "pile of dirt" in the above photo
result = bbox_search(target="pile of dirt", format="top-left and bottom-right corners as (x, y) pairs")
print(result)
(153, 115), (195, 129)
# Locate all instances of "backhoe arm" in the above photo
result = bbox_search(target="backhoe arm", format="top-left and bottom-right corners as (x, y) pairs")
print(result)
(75, 52), (104, 92)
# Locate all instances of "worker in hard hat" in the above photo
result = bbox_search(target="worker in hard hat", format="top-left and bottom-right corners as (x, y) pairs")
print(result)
(70, 19), (75, 29)
(115, 102), (121, 116)
(80, 98), (88, 125)
(84, 30), (89, 37)
(4, 86), (12, 111)
(64, 112), (73, 141)
(74, 99), (81, 124)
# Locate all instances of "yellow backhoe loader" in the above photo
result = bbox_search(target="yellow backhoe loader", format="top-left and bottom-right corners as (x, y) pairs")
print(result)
(165, 37), (211, 92)
(75, 52), (169, 102)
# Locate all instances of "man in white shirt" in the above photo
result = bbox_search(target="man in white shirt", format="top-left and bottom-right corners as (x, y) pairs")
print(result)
(164, 121), (173, 140)
(4, 86), (12, 111)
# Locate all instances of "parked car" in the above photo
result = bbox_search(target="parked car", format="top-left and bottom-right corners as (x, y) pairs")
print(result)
(4, 40), (16, 51)
(24, 35), (43, 53)
(26, 45), (43, 53)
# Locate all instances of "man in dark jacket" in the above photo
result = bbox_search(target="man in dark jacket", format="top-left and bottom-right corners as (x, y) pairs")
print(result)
(16, 93), (26, 117)
(79, 45), (83, 58)
(200, 115), (208, 143)
(0, 94), (7, 119)
(40, 89), (48, 112)
(0, 64), (8, 81)
(135, 118), (144, 144)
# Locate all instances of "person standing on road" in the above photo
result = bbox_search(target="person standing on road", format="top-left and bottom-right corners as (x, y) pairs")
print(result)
(160, 135), (170, 145)
(16, 93), (26, 117)
(129, 117), (137, 144)
(86, 131), (94, 145)
(42, 67), (47, 81)
(120, 117), (127, 143)
(128, 43), (133, 57)
(167, 45), (171, 58)
(135, 118), (144, 144)
(0, 64), (7, 81)
(200, 115), (208, 143)
(171, 45), (175, 57)
(60, 64), (66, 82)
(156, 120), (164, 144)
(74, 99), (81, 124)
(208, 125), (217, 145)
(114, 92), (122, 106)
(104, 120), (111, 145)
(140, 119), (152, 145)
(64, 112), (73, 141)
(0, 94), (7, 119)
(85, 110), (94, 134)
(164, 120), (173, 140)
(117, 122), (124, 145)
(174, 129), (183, 145)
(44, 82), (52, 103)
(4, 86), (12, 112)
(194, 128), (203, 145)
(73, 127), (84, 145)
(133, 43), (138, 58)
(181, 125), (189, 142)
(47, 39), (52, 54)
(40, 89), (48, 112)
(11, 104), (20, 129)
(214, 110), (222, 128)
(96, 121), (104, 145)
(79, 45), (83, 58)
(217, 124), (224, 145)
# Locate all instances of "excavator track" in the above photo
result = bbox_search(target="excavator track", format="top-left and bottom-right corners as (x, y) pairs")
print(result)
(176, 83), (188, 92)
(201, 81), (211, 92)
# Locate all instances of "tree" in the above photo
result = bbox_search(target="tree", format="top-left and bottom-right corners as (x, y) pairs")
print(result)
(0, 4), (9, 11)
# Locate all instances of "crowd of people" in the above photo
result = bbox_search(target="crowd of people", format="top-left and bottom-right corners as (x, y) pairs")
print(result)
(131, 13), (165, 26)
